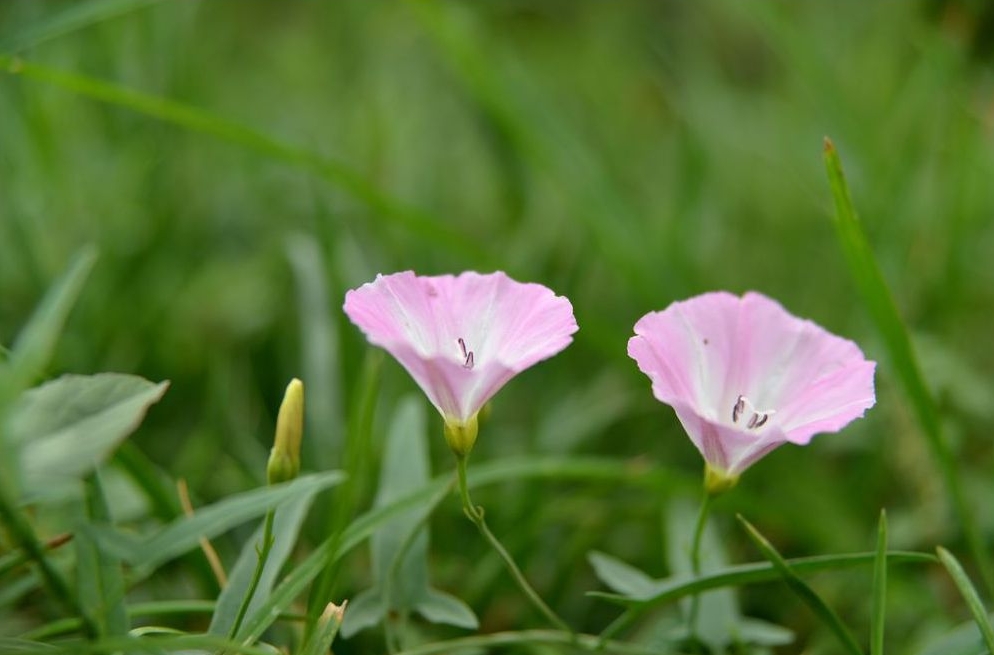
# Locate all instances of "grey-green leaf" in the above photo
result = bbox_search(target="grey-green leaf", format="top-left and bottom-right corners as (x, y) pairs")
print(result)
(415, 589), (479, 629)
(587, 550), (660, 599)
(7, 373), (168, 504)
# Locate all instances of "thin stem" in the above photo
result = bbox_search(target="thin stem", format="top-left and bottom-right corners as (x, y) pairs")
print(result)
(455, 456), (573, 636)
(687, 492), (713, 638)
(0, 477), (98, 637)
(228, 510), (276, 640)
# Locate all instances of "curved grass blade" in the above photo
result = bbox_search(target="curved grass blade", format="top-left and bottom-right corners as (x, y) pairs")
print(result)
(823, 137), (993, 597)
(937, 547), (994, 655)
(0, 55), (484, 260)
(594, 550), (935, 642)
(738, 515), (863, 655)
(0, 0), (163, 53)
(872, 510), (888, 655)
(0, 245), (96, 411)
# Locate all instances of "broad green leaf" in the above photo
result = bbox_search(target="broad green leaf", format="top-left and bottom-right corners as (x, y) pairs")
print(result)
(75, 471), (128, 639)
(587, 551), (659, 599)
(208, 484), (325, 635)
(6, 373), (168, 503)
(735, 618), (795, 647)
(0, 639), (56, 652)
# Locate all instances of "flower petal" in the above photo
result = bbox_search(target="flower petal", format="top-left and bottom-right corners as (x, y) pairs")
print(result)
(344, 271), (577, 422)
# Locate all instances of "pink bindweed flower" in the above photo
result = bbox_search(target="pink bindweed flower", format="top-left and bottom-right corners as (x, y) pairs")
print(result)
(344, 271), (578, 457)
(628, 291), (876, 492)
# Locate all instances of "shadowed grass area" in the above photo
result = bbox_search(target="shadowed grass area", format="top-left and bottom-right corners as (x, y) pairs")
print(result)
(2, 1), (994, 653)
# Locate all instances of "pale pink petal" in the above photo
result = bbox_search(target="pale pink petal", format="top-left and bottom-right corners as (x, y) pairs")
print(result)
(344, 271), (577, 422)
(629, 290), (875, 477)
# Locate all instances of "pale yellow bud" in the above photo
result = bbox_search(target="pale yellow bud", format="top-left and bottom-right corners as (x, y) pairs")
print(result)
(443, 414), (479, 458)
(704, 462), (739, 497)
(267, 378), (304, 485)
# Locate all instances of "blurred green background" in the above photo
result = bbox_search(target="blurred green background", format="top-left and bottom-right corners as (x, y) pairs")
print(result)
(2, 0), (994, 652)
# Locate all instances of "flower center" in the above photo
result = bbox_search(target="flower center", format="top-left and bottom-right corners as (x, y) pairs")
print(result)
(732, 395), (775, 430)
(457, 337), (475, 370)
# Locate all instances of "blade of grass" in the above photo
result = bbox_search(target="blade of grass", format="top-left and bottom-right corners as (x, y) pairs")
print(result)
(738, 515), (864, 655)
(937, 546), (994, 654)
(823, 137), (993, 597)
(595, 550), (935, 641)
(0, 0), (163, 53)
(0, 245), (96, 410)
(0, 55), (487, 261)
(872, 510), (888, 655)
(76, 471), (128, 639)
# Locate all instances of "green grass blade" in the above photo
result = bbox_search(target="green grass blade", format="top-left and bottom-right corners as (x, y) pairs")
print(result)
(0, 0), (162, 52)
(937, 546), (994, 654)
(872, 510), (888, 655)
(285, 233), (342, 472)
(0, 55), (485, 260)
(738, 515), (864, 655)
(823, 137), (993, 597)
(0, 246), (96, 410)
(76, 471), (128, 639)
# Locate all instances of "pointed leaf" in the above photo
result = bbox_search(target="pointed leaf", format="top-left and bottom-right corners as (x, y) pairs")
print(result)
(339, 589), (383, 638)
(587, 550), (659, 599)
(75, 471), (128, 638)
(7, 373), (168, 503)
(937, 547), (994, 655)
(415, 588), (479, 629)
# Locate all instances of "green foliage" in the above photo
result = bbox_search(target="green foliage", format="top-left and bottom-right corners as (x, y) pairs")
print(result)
(2, 1), (994, 654)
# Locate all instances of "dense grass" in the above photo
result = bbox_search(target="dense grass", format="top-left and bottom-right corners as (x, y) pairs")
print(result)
(2, 1), (994, 653)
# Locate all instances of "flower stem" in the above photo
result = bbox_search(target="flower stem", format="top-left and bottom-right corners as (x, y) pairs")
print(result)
(687, 492), (713, 637)
(455, 456), (573, 636)
(228, 509), (275, 640)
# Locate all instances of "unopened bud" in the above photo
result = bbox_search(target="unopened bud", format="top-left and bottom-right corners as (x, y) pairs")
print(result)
(443, 414), (479, 458)
(267, 378), (304, 485)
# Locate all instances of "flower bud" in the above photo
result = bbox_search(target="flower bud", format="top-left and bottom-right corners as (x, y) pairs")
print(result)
(443, 413), (479, 458)
(704, 463), (739, 497)
(267, 378), (304, 485)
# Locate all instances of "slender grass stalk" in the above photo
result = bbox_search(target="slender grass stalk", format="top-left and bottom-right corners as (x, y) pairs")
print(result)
(227, 510), (275, 641)
(823, 137), (994, 597)
(738, 515), (864, 655)
(936, 547), (994, 654)
(0, 479), (98, 637)
(871, 510), (888, 655)
(687, 492), (713, 639)
(455, 456), (573, 636)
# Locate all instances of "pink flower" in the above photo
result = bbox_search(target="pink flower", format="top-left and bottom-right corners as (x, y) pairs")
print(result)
(628, 291), (875, 489)
(344, 271), (578, 456)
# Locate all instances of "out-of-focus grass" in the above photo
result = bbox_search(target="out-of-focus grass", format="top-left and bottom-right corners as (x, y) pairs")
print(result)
(2, 0), (993, 651)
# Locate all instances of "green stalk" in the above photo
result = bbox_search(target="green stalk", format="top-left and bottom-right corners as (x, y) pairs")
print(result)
(687, 492), (713, 637)
(455, 456), (573, 636)
(227, 510), (275, 640)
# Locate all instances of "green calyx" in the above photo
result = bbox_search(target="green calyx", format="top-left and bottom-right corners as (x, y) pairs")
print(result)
(443, 414), (479, 458)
